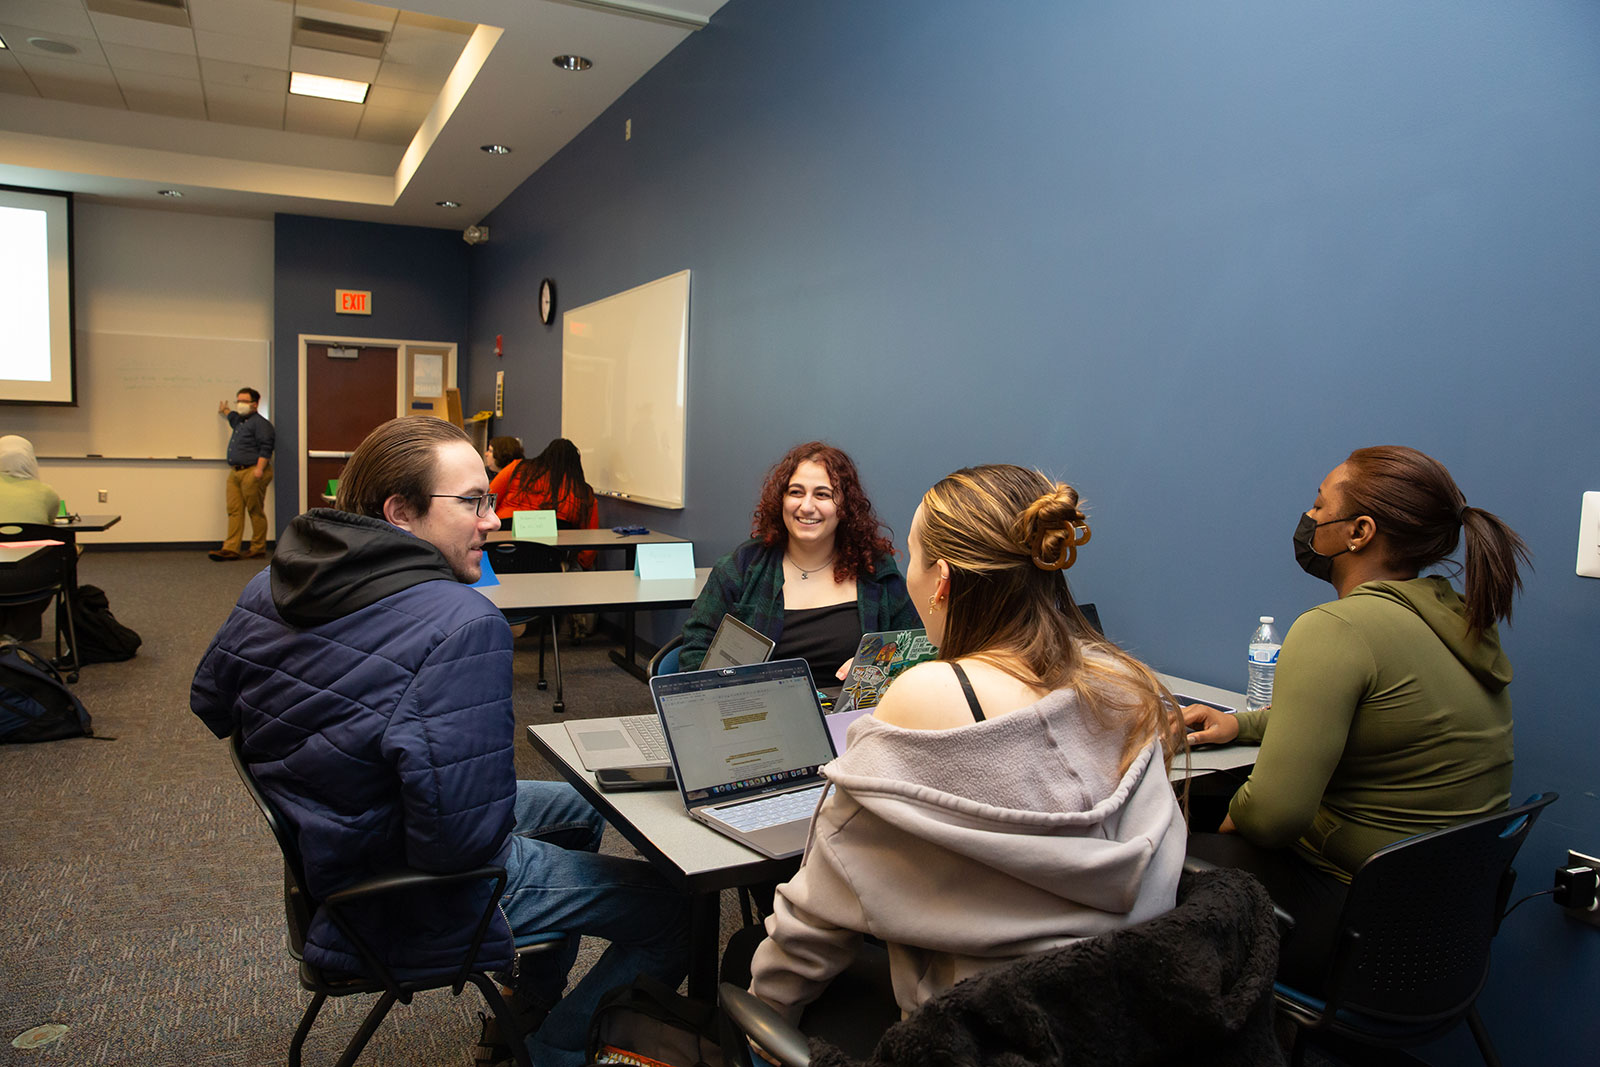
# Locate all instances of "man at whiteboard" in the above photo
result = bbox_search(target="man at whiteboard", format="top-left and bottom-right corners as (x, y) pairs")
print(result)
(209, 387), (274, 561)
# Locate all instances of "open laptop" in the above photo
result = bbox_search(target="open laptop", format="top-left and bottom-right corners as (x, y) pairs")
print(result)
(564, 614), (776, 771)
(650, 659), (837, 859)
(831, 628), (939, 715)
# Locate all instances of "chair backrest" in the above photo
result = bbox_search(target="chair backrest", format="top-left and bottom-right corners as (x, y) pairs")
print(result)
(1324, 791), (1557, 1022)
(487, 540), (564, 575)
(228, 729), (317, 954)
(649, 634), (684, 678)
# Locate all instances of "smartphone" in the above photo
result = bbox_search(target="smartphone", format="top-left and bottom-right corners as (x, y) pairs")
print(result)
(595, 765), (677, 792)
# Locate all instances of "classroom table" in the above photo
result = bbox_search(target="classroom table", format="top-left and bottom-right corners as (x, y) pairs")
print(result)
(525, 671), (1256, 999)
(487, 528), (693, 679)
(51, 514), (121, 595)
(479, 568), (709, 679)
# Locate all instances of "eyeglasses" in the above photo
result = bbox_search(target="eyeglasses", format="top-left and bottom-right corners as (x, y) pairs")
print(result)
(430, 492), (497, 517)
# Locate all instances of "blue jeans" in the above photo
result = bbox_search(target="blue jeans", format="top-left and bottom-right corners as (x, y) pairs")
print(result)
(501, 780), (691, 1066)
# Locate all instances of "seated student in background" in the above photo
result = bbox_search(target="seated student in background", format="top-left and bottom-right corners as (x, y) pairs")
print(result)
(1185, 445), (1527, 994)
(492, 437), (600, 569)
(679, 442), (918, 681)
(484, 435), (524, 478)
(741, 464), (1187, 1027)
(0, 435), (62, 524)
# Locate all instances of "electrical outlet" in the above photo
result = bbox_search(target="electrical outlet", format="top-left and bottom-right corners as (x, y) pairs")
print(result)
(1562, 850), (1600, 928)
(1578, 493), (1600, 578)
(98, 489), (108, 502)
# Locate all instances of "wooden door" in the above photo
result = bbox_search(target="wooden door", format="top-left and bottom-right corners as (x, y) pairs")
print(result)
(305, 344), (399, 511)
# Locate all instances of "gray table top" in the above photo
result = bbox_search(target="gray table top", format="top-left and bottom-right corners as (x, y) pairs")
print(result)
(531, 671), (1257, 889)
(0, 542), (55, 567)
(478, 567), (710, 614)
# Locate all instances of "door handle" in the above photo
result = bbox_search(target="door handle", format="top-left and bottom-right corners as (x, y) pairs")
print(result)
(308, 450), (355, 459)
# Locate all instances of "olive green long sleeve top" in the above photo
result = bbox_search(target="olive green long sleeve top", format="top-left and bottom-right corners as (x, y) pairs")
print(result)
(1228, 577), (1514, 882)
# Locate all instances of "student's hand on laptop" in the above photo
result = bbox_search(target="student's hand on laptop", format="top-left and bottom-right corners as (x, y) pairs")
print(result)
(1181, 703), (1240, 746)
(835, 658), (854, 682)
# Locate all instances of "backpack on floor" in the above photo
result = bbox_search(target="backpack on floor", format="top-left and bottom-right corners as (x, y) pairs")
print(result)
(71, 584), (142, 664)
(586, 974), (733, 1067)
(0, 641), (93, 743)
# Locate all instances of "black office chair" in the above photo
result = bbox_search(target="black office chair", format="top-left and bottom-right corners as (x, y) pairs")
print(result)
(1273, 791), (1558, 1067)
(488, 539), (569, 712)
(0, 522), (80, 683)
(228, 730), (561, 1067)
(719, 864), (1286, 1067)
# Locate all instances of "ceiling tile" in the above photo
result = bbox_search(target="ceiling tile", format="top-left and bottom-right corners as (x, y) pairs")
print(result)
(115, 65), (203, 94)
(0, 24), (108, 66)
(0, 52), (40, 96)
(284, 90), (360, 137)
(0, 0), (97, 38)
(200, 56), (285, 92)
(354, 105), (418, 144)
(188, 0), (292, 39)
(289, 44), (377, 82)
(195, 29), (287, 69)
(27, 72), (124, 107)
(122, 85), (207, 118)
(9, 49), (115, 82)
(102, 41), (201, 79)
(205, 81), (285, 128)
(85, 10), (197, 53)
(393, 9), (473, 37)
(363, 81), (430, 116)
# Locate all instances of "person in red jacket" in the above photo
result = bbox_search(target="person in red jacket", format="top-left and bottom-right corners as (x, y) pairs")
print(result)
(491, 437), (600, 569)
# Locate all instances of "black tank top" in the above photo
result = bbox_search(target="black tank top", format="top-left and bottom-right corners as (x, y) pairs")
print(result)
(948, 661), (986, 722)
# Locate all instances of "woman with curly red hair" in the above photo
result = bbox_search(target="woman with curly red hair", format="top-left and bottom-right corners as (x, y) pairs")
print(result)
(677, 442), (919, 681)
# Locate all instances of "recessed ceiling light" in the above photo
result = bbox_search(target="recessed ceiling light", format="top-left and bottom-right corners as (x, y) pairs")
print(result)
(435, 200), (461, 208)
(289, 71), (369, 104)
(480, 144), (512, 155)
(552, 55), (592, 72)
(157, 189), (183, 198)
(29, 36), (79, 55)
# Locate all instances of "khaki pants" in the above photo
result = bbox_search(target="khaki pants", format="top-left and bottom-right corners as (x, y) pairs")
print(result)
(224, 461), (273, 553)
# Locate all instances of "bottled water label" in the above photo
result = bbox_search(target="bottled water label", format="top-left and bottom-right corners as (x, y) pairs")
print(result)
(1248, 644), (1280, 665)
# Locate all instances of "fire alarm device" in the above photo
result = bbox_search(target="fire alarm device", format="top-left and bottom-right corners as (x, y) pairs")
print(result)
(495, 334), (503, 357)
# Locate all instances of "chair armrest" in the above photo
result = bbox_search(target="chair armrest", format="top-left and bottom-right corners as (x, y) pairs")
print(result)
(719, 983), (811, 1067)
(1183, 855), (1296, 937)
(323, 865), (507, 905)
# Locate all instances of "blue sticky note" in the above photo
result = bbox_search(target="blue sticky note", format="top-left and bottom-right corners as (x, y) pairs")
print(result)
(471, 545), (500, 588)
(635, 542), (695, 580)
(512, 509), (558, 538)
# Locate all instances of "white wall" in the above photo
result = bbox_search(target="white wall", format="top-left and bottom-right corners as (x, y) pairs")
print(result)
(40, 203), (274, 543)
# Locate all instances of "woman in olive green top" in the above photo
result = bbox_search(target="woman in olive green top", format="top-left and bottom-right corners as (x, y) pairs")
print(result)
(1185, 446), (1528, 993)
(0, 435), (61, 524)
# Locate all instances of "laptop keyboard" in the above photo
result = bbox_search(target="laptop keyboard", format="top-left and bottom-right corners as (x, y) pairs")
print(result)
(712, 786), (824, 831)
(620, 715), (668, 762)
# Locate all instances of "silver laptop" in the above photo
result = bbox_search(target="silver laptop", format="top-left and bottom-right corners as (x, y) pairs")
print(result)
(565, 614), (776, 771)
(650, 658), (837, 859)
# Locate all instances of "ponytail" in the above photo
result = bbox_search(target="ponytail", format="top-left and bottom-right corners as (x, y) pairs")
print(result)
(1459, 505), (1530, 635)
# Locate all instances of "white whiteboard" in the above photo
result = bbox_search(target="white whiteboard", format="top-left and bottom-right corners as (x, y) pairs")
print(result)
(4, 331), (271, 460)
(561, 270), (690, 509)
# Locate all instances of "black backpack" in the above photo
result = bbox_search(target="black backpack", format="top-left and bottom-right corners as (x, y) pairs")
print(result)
(71, 584), (142, 664)
(0, 642), (93, 743)
(586, 974), (734, 1067)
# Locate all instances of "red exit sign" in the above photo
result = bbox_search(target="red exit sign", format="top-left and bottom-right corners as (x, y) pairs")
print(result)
(335, 289), (372, 315)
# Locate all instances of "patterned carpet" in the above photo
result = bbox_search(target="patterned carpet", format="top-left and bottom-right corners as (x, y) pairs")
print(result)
(0, 549), (683, 1066)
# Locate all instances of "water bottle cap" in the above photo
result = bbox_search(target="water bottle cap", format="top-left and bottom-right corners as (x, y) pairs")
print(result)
(1259, 616), (1274, 624)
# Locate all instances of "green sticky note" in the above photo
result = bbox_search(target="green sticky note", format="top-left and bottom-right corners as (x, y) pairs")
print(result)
(326, 479), (339, 496)
(57, 499), (68, 517)
(635, 542), (695, 580)
(512, 509), (558, 539)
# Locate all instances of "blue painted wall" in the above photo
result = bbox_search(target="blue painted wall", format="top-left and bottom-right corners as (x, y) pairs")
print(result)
(468, 1), (1600, 1058)
(272, 213), (471, 518)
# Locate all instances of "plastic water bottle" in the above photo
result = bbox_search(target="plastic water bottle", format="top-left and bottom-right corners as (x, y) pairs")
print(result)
(1246, 616), (1281, 712)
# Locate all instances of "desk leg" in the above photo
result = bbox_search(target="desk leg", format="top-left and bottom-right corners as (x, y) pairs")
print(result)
(605, 547), (651, 681)
(687, 891), (722, 1001)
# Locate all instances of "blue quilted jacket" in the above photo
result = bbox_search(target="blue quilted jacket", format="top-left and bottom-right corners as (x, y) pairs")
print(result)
(191, 509), (517, 977)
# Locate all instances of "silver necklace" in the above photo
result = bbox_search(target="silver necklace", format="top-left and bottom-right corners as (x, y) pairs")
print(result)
(788, 554), (833, 580)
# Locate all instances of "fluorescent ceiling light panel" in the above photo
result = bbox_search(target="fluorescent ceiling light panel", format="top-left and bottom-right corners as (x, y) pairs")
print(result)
(290, 71), (370, 104)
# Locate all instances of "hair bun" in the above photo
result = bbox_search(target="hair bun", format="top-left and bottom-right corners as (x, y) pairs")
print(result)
(1017, 484), (1090, 571)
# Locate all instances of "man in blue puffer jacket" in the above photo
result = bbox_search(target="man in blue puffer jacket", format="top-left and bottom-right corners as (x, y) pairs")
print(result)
(192, 416), (689, 1067)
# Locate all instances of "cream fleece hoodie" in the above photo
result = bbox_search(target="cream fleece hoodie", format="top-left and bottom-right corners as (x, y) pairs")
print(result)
(749, 683), (1186, 1022)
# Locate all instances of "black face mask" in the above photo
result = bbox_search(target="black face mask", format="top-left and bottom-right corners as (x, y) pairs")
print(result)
(1293, 512), (1356, 582)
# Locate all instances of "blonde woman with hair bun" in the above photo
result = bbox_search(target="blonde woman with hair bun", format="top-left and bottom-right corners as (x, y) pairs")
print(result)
(743, 464), (1188, 1034)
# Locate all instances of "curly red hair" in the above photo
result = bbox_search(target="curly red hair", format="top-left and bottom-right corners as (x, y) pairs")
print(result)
(751, 441), (896, 582)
